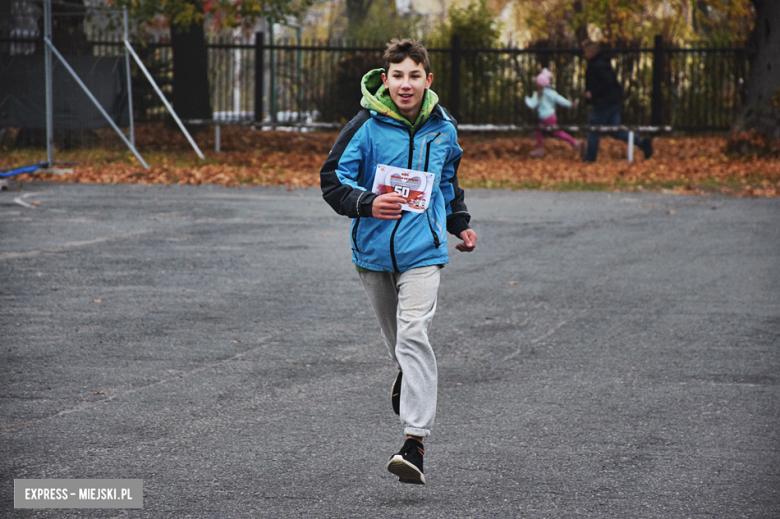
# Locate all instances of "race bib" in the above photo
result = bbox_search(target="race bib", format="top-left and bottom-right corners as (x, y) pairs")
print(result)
(371, 164), (435, 214)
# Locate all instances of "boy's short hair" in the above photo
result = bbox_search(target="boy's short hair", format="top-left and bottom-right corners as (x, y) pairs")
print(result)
(384, 39), (431, 76)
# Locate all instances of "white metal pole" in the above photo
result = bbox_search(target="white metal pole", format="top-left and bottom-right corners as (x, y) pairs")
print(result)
(232, 27), (241, 115)
(124, 8), (135, 147)
(43, 0), (54, 166)
(123, 41), (205, 161)
(45, 37), (149, 169)
(628, 131), (634, 163)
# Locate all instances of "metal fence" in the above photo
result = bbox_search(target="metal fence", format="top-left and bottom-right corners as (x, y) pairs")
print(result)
(253, 36), (748, 131)
(1, 4), (748, 140)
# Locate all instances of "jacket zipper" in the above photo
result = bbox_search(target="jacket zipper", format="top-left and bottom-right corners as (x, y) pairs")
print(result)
(407, 128), (415, 169)
(389, 125), (446, 269)
(424, 133), (442, 248)
(390, 127), (417, 272)
(423, 133), (440, 172)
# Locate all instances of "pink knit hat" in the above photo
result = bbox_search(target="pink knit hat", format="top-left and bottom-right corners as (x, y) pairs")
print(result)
(536, 68), (552, 88)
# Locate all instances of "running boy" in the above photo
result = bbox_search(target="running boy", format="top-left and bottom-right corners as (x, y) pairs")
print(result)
(320, 39), (477, 485)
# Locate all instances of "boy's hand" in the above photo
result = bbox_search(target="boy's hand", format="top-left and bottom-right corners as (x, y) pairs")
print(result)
(456, 229), (477, 252)
(372, 193), (407, 220)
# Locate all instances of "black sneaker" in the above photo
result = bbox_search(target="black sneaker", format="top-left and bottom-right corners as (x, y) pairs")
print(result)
(391, 371), (402, 415)
(387, 438), (425, 484)
(641, 137), (654, 159)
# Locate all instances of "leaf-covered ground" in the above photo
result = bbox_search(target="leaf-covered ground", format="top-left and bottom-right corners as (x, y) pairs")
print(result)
(3, 123), (779, 197)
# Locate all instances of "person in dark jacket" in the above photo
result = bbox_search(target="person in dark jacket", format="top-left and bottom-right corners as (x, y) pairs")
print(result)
(320, 39), (477, 485)
(583, 40), (653, 162)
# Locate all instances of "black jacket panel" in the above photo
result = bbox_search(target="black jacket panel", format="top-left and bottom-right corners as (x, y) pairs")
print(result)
(320, 110), (376, 218)
(585, 52), (623, 110)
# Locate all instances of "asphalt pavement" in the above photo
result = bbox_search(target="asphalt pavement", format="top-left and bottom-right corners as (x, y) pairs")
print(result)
(1, 182), (779, 518)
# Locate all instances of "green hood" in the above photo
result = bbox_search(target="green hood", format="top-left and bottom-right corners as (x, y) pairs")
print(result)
(360, 68), (439, 128)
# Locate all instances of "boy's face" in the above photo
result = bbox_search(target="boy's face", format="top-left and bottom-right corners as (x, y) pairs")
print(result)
(382, 57), (433, 122)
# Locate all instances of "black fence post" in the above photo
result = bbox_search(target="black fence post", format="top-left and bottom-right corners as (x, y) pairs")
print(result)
(254, 32), (264, 124)
(450, 35), (461, 122)
(651, 34), (663, 126)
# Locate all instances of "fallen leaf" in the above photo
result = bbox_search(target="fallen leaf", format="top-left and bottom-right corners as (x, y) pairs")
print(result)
(8, 125), (778, 197)
(92, 299), (102, 303)
(507, 281), (518, 285)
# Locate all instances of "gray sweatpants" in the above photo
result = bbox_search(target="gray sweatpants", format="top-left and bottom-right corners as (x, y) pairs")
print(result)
(358, 265), (440, 438)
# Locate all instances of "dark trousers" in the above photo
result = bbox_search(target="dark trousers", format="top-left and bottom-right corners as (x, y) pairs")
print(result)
(585, 103), (645, 162)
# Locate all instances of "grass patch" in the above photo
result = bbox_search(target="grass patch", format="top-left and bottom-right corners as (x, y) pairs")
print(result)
(461, 179), (543, 190)
(548, 181), (612, 192)
(640, 179), (690, 190)
(0, 150), (49, 169)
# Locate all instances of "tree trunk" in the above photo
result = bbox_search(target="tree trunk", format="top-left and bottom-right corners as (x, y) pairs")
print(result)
(572, 0), (588, 44)
(345, 0), (373, 38)
(728, 0), (780, 153)
(171, 2), (211, 121)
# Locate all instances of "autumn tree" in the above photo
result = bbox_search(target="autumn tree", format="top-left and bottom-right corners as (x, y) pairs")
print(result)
(328, 0), (426, 42)
(429, 0), (504, 121)
(113, 0), (312, 121)
(345, 0), (372, 37)
(520, 0), (652, 47)
(691, 0), (755, 45)
(516, 0), (754, 47)
(431, 0), (502, 48)
(728, 0), (780, 154)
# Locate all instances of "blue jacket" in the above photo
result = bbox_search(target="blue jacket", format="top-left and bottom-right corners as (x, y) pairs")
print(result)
(320, 73), (471, 273)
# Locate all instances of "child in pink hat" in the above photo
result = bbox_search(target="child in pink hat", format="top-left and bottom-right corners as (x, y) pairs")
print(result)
(525, 68), (585, 158)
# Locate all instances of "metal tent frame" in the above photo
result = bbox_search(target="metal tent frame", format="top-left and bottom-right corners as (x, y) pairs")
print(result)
(40, 1), (206, 171)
